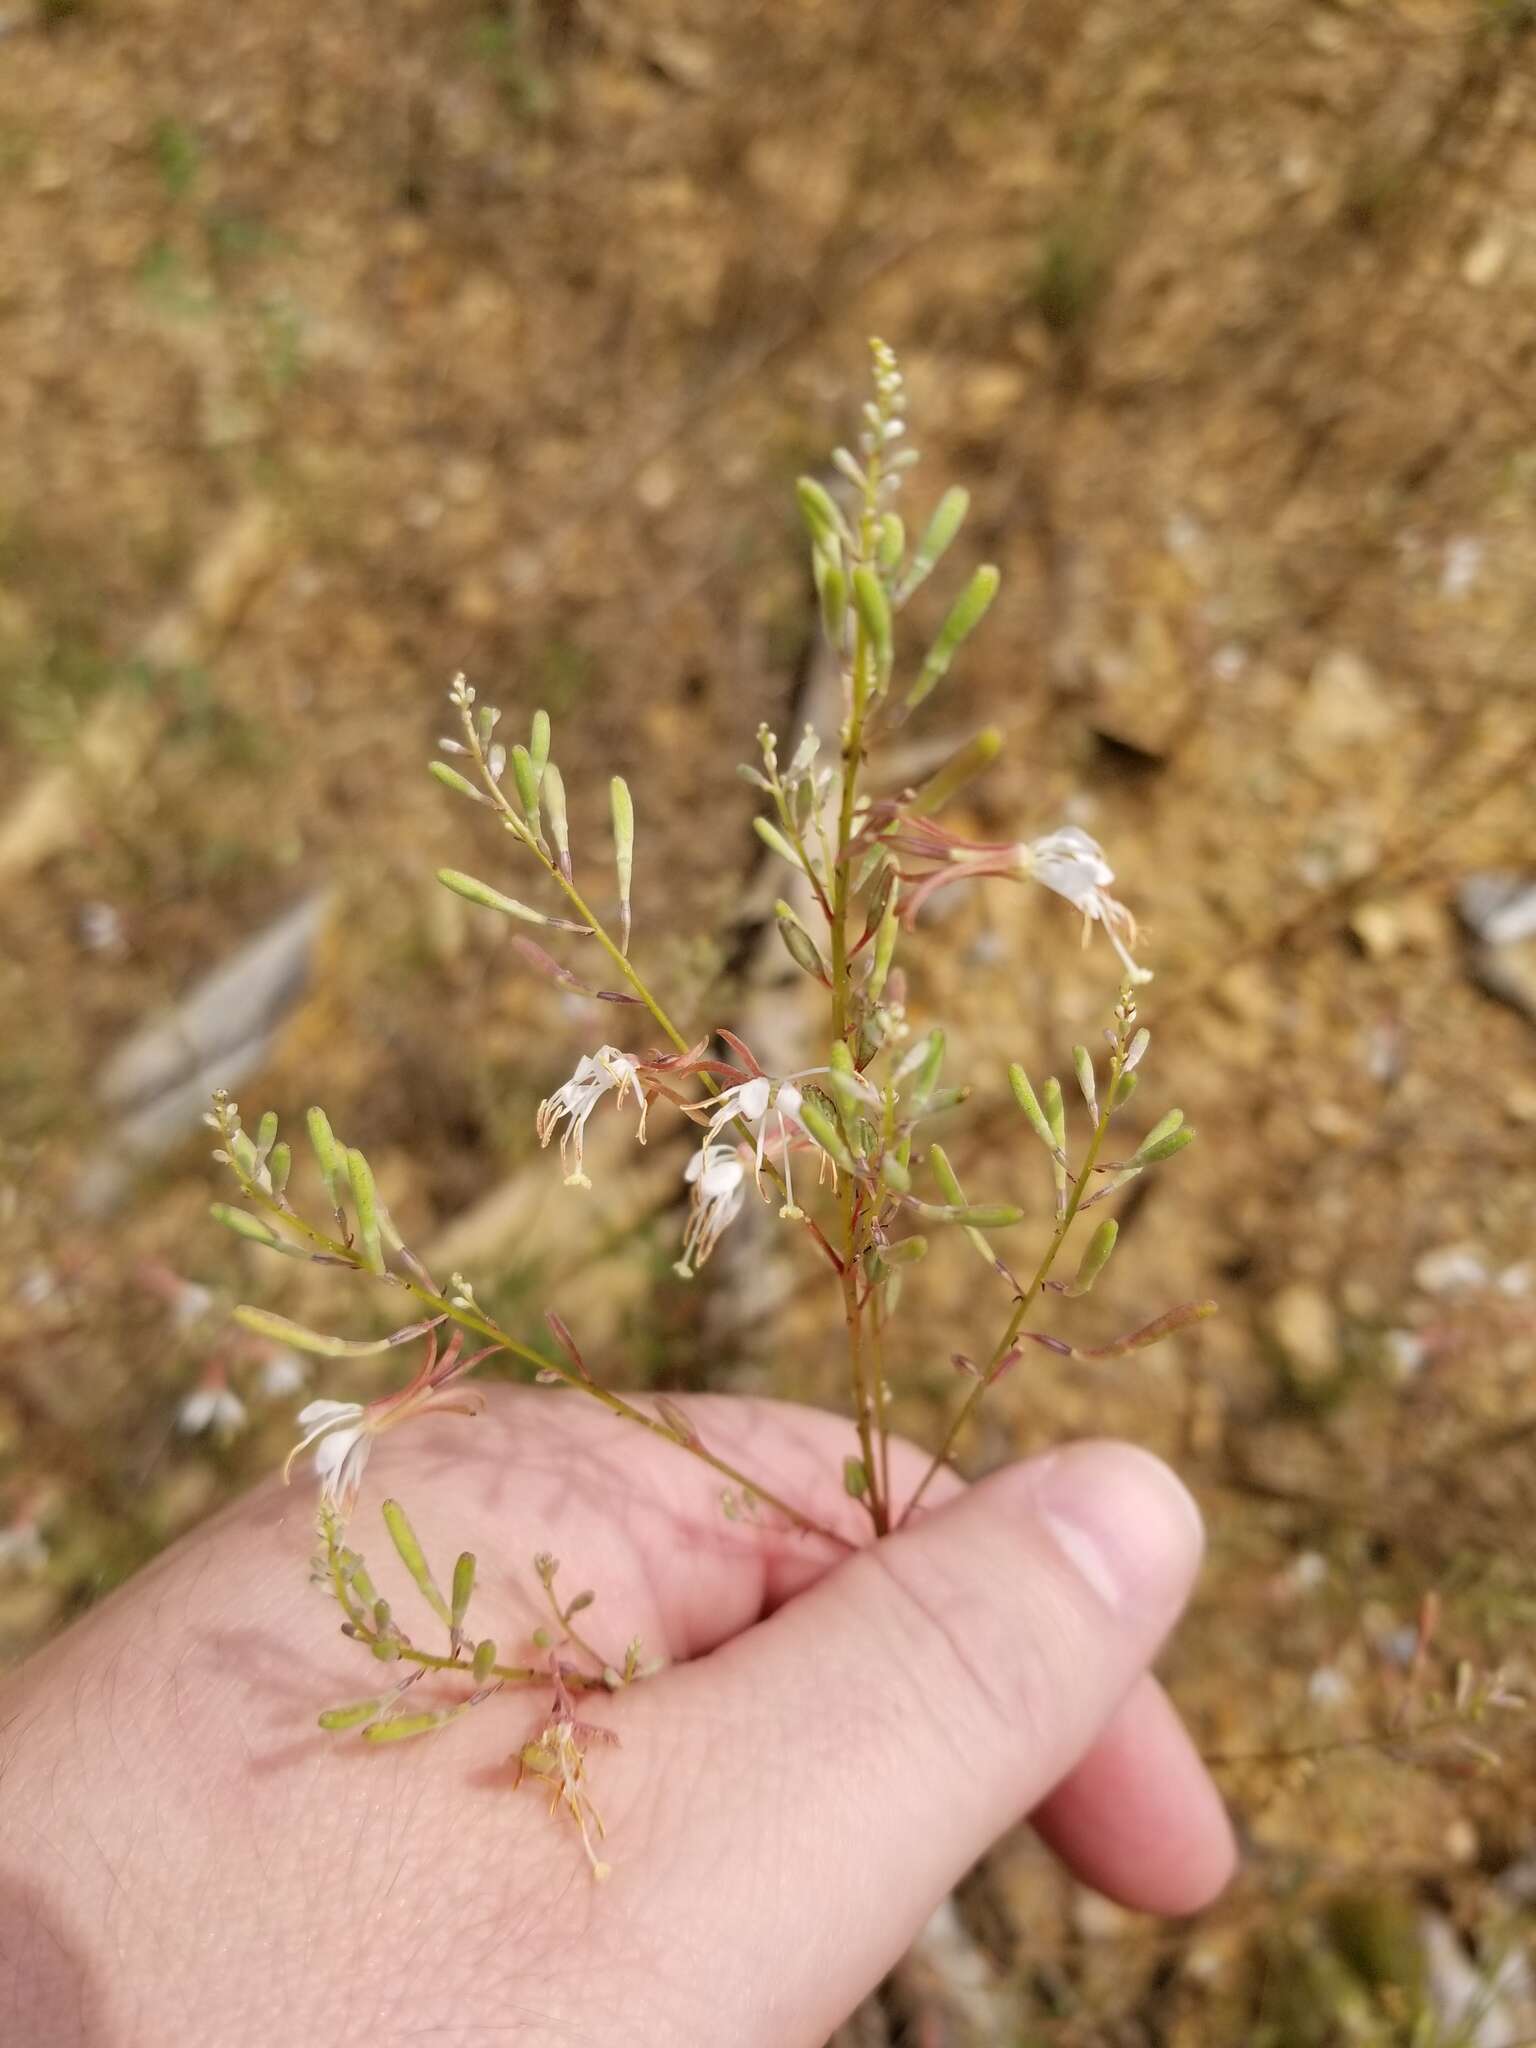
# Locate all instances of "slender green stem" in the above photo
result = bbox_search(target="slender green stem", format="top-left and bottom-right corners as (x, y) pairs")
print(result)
(898, 1051), (1125, 1524)
(323, 1516), (589, 1689)
(226, 1138), (853, 1550)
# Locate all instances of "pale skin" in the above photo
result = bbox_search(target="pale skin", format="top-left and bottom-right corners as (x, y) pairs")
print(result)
(0, 1390), (1234, 2046)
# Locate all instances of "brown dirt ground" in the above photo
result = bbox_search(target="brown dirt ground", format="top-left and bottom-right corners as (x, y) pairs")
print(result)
(3, 1), (1536, 2038)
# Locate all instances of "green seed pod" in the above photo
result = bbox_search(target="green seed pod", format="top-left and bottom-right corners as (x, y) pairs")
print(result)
(511, 743), (542, 827)
(775, 903), (829, 982)
(229, 1129), (260, 1182)
(529, 708), (551, 778)
(880, 1154), (911, 1194)
(852, 566), (893, 694)
(307, 1105), (345, 1208)
(382, 1498), (449, 1624)
(817, 555), (848, 649)
(877, 512), (904, 573)
(1073, 1046), (1098, 1118)
(1071, 1218), (1118, 1295)
(429, 760), (483, 803)
(842, 1456), (869, 1500)
(1133, 1109), (1185, 1162)
(884, 1234), (928, 1265)
(1110, 1068), (1139, 1110)
(609, 776), (635, 951)
(363, 1710), (456, 1743)
(318, 1699), (384, 1731)
(796, 475), (846, 549)
(896, 485), (969, 601)
(928, 1142), (966, 1208)
(542, 762), (571, 875)
(1138, 1123), (1196, 1164)
(471, 1638), (498, 1683)
(450, 1552), (476, 1634)
(346, 1146), (386, 1275)
(1008, 1064), (1057, 1152)
(267, 1140), (292, 1194)
(255, 1110), (279, 1161)
(947, 1203), (1025, 1229)
(909, 727), (1003, 815)
(869, 881), (901, 999)
(907, 563), (1000, 709)
(209, 1203), (284, 1250)
(1043, 1076), (1066, 1153)
(909, 1028), (945, 1110)
(436, 869), (555, 927)
(796, 1093), (854, 1172)
(753, 816), (801, 867)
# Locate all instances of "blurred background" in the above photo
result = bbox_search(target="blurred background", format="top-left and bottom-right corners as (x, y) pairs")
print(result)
(3, 1), (1536, 2039)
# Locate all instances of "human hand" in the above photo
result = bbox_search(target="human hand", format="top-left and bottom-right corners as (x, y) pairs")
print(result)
(0, 1389), (1232, 2046)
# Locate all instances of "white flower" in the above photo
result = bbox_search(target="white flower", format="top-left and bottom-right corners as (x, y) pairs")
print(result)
(674, 1145), (748, 1278)
(177, 1384), (248, 1437)
(285, 1399), (371, 1512)
(700, 1075), (812, 1214)
(535, 1045), (647, 1188)
(1020, 828), (1151, 984)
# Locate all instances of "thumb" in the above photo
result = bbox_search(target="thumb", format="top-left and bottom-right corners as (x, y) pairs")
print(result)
(622, 1441), (1205, 2047)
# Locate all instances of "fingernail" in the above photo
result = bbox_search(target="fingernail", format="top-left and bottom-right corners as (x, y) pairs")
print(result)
(1032, 1442), (1204, 1614)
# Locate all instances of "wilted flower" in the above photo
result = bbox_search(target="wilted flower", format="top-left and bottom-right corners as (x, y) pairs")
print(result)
(536, 1046), (647, 1188)
(674, 1145), (748, 1278)
(1017, 828), (1150, 985)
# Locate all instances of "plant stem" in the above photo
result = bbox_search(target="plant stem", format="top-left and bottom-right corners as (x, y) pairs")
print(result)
(897, 1052), (1125, 1524)
(226, 1136), (853, 1550)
